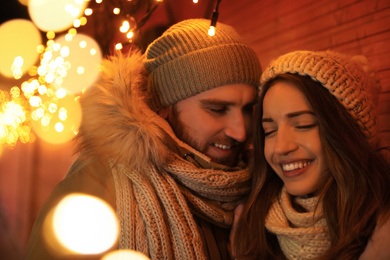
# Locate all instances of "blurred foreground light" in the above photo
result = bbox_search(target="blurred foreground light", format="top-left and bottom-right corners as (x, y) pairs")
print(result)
(47, 194), (119, 255)
(28, 0), (88, 32)
(0, 19), (41, 78)
(102, 250), (150, 260)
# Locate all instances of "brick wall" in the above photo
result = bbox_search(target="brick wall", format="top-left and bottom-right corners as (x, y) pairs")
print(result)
(219, 0), (390, 144)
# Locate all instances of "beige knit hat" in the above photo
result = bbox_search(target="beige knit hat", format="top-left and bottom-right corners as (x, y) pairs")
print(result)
(261, 50), (381, 139)
(144, 18), (261, 110)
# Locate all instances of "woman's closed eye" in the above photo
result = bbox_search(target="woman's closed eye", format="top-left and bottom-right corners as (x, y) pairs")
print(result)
(263, 125), (277, 137)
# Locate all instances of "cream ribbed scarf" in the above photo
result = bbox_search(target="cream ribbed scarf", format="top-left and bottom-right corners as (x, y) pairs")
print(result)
(112, 151), (251, 260)
(265, 187), (331, 260)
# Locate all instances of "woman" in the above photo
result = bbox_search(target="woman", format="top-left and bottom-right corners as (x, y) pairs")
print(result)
(232, 50), (390, 259)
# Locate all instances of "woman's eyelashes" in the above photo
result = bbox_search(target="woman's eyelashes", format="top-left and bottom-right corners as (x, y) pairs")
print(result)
(295, 123), (317, 130)
(262, 123), (317, 137)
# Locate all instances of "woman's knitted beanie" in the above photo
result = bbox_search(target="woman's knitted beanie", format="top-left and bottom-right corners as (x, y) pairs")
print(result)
(144, 18), (262, 111)
(261, 50), (381, 139)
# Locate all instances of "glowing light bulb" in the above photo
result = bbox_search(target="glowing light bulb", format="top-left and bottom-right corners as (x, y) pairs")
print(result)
(79, 40), (87, 48)
(73, 19), (81, 28)
(126, 31), (134, 39)
(53, 43), (61, 52)
(13, 56), (24, 68)
(38, 85), (48, 95)
(37, 45), (45, 53)
(45, 73), (55, 83)
(60, 46), (70, 57)
(10, 86), (20, 98)
(85, 8), (93, 16)
(115, 43), (123, 50)
(79, 17), (87, 26)
(76, 66), (85, 75)
(55, 122), (64, 132)
(208, 26), (215, 36)
(58, 107), (67, 120)
(41, 115), (50, 126)
(68, 28), (77, 36)
(29, 96), (42, 107)
(65, 34), (73, 41)
(193, 0), (198, 3)
(47, 31), (55, 39)
(48, 103), (57, 113)
(120, 21), (130, 33)
(113, 8), (120, 15)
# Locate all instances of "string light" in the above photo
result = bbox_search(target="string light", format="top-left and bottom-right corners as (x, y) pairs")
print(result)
(84, 8), (93, 16)
(208, 26), (215, 36)
(115, 43), (123, 50)
(208, 0), (222, 36)
(0, 0), (188, 147)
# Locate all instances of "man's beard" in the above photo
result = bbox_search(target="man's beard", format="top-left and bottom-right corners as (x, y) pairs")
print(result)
(167, 105), (243, 167)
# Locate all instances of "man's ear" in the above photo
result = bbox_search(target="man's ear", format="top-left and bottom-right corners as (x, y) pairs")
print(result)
(157, 107), (169, 119)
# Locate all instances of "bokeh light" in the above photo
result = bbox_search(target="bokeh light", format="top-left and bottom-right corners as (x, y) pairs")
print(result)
(28, 0), (88, 32)
(0, 89), (34, 146)
(103, 250), (150, 260)
(48, 33), (102, 94)
(52, 194), (119, 255)
(31, 91), (82, 144)
(0, 19), (41, 78)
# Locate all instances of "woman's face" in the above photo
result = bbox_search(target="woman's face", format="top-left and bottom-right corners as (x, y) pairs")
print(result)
(261, 81), (328, 196)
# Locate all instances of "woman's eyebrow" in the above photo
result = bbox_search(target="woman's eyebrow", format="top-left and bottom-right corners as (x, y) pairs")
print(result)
(262, 110), (315, 123)
(286, 110), (315, 118)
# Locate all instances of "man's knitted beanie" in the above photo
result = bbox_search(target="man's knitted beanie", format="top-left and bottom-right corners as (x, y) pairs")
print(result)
(261, 50), (381, 139)
(144, 18), (262, 110)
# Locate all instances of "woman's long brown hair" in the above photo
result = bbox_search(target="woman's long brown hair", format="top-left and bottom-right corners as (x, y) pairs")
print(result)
(233, 74), (390, 259)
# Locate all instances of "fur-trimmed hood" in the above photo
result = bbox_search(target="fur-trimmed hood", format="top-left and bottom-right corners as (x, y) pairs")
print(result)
(75, 51), (173, 171)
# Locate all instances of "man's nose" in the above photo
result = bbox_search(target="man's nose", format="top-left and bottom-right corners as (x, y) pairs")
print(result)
(224, 113), (247, 142)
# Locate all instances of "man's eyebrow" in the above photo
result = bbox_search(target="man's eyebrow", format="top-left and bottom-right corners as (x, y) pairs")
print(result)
(200, 99), (257, 106)
(200, 99), (234, 106)
(262, 110), (315, 123)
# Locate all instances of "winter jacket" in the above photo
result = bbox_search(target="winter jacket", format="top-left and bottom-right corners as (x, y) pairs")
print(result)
(25, 51), (252, 260)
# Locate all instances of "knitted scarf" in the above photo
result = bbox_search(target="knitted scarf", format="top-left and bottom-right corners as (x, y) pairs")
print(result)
(76, 51), (252, 259)
(265, 187), (331, 260)
(112, 143), (251, 260)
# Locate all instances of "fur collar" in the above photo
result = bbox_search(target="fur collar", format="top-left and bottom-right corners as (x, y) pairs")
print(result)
(75, 51), (171, 171)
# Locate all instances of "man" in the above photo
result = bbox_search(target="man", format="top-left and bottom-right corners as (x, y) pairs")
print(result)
(25, 18), (261, 259)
